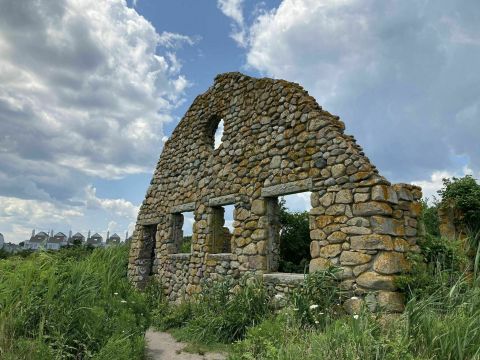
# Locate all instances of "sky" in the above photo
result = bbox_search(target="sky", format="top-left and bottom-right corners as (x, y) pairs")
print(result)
(0, 0), (479, 243)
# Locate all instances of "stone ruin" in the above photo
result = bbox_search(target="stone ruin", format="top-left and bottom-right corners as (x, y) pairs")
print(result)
(128, 72), (422, 312)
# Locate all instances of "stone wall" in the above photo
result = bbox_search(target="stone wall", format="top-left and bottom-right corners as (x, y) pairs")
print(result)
(128, 72), (422, 311)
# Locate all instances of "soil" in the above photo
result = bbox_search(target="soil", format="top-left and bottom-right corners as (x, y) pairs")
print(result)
(145, 329), (227, 360)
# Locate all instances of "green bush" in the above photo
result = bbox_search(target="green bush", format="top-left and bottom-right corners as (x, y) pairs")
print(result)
(278, 198), (311, 273)
(232, 272), (480, 360)
(439, 175), (480, 235)
(150, 276), (270, 344)
(395, 232), (469, 300)
(290, 267), (346, 328)
(0, 245), (148, 359)
(420, 199), (440, 236)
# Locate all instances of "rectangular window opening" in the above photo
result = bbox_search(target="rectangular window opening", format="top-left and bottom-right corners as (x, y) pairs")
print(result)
(171, 211), (194, 254)
(210, 204), (234, 254)
(266, 192), (312, 274)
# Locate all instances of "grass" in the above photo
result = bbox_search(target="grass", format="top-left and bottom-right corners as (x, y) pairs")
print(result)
(146, 232), (480, 360)
(0, 245), (148, 359)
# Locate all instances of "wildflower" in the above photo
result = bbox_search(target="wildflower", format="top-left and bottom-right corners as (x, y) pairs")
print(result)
(309, 304), (319, 310)
(315, 320), (319, 324)
(120, 300), (127, 303)
(114, 292), (118, 295)
(353, 314), (359, 319)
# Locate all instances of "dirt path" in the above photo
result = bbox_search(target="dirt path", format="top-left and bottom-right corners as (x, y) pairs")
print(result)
(145, 330), (227, 360)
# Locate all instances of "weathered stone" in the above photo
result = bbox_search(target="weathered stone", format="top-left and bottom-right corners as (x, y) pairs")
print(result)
(310, 241), (321, 258)
(353, 263), (371, 277)
(354, 193), (369, 203)
(335, 189), (353, 204)
(309, 257), (331, 272)
(370, 216), (405, 236)
(251, 199), (266, 215)
(394, 238), (409, 252)
(371, 185), (398, 204)
(320, 244), (342, 258)
(352, 202), (393, 216)
(325, 204), (346, 216)
(377, 291), (405, 312)
(340, 251), (372, 265)
(310, 229), (327, 240)
(327, 231), (347, 243)
(356, 271), (397, 291)
(344, 297), (364, 314)
(373, 252), (409, 274)
(341, 226), (372, 235)
(319, 192), (334, 207)
(331, 164), (346, 178)
(350, 234), (393, 250)
(316, 215), (334, 228)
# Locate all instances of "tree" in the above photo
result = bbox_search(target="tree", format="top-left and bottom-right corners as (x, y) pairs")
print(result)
(278, 198), (311, 273)
(439, 175), (480, 234)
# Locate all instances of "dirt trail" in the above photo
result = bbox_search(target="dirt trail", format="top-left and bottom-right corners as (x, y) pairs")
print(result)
(145, 330), (227, 360)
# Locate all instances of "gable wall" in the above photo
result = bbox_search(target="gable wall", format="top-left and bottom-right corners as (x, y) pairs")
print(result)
(128, 72), (422, 310)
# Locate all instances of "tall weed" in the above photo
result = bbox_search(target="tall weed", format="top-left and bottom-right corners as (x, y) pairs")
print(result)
(0, 245), (147, 359)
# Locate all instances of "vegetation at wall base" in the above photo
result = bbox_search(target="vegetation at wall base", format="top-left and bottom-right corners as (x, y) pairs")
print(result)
(0, 245), (148, 360)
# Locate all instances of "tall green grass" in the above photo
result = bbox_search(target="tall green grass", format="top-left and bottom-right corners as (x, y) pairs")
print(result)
(0, 245), (148, 359)
(150, 276), (270, 344)
(230, 234), (480, 360)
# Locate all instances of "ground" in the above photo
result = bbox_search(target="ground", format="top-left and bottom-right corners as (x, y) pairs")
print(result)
(145, 330), (226, 360)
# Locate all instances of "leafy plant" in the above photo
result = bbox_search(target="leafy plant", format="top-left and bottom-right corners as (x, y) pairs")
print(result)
(278, 198), (311, 273)
(290, 267), (346, 328)
(439, 175), (480, 238)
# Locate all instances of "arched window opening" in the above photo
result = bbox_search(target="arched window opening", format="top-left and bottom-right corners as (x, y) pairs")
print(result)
(214, 119), (224, 150)
(205, 115), (225, 150)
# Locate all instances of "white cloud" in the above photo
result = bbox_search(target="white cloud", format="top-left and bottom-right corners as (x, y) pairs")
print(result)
(85, 185), (139, 220)
(241, 0), (480, 182)
(158, 32), (199, 49)
(0, 0), (194, 202)
(0, 0), (198, 241)
(412, 167), (476, 203)
(217, 0), (247, 47)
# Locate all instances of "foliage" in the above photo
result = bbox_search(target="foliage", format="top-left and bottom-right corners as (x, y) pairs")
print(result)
(180, 236), (192, 253)
(396, 233), (468, 300)
(278, 198), (311, 273)
(439, 175), (480, 236)
(150, 276), (270, 344)
(290, 267), (346, 328)
(420, 199), (440, 236)
(232, 272), (480, 360)
(0, 245), (148, 359)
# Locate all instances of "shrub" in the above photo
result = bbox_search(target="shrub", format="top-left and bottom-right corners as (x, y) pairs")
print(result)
(420, 199), (440, 236)
(290, 268), (346, 328)
(396, 234), (468, 299)
(278, 198), (311, 273)
(150, 275), (270, 344)
(439, 175), (480, 245)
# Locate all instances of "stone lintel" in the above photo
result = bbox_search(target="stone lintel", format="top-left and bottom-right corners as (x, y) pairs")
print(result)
(208, 194), (237, 207)
(263, 272), (305, 284)
(206, 253), (233, 260)
(167, 253), (191, 261)
(261, 179), (313, 198)
(137, 217), (160, 226)
(171, 202), (196, 213)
